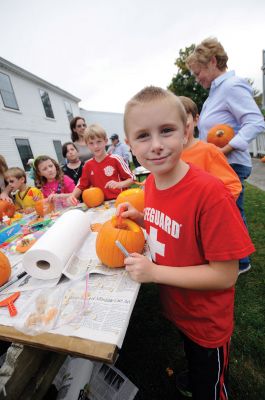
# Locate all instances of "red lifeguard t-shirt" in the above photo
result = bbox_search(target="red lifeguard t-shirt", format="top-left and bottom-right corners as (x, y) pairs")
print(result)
(144, 165), (255, 348)
(77, 154), (134, 200)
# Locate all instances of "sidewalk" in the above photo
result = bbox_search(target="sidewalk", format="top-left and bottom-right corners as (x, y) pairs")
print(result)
(247, 157), (265, 191)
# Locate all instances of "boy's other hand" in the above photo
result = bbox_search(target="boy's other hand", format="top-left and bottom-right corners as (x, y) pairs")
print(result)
(105, 180), (122, 189)
(125, 253), (155, 283)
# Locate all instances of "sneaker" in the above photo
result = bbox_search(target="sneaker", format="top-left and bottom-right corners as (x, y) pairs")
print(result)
(238, 263), (251, 276)
(175, 370), (192, 398)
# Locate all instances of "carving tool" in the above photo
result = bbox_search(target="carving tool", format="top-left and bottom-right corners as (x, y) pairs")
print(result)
(115, 240), (130, 257)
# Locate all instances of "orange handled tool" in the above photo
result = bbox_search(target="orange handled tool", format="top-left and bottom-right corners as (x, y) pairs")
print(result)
(0, 292), (20, 317)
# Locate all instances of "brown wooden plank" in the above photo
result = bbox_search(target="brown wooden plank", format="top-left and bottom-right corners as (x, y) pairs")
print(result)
(0, 325), (117, 363)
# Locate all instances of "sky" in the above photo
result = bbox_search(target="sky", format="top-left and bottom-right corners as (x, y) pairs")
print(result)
(1, 0), (265, 113)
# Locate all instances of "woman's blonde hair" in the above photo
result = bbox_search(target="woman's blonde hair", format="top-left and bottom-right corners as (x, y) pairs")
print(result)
(186, 37), (228, 71)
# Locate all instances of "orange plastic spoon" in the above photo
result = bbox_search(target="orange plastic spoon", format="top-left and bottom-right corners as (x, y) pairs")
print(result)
(0, 292), (20, 317)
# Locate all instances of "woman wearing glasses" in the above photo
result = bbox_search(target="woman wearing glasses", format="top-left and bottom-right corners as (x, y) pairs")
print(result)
(70, 116), (92, 162)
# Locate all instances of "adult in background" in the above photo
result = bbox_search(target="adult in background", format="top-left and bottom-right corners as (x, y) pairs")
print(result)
(108, 134), (130, 165)
(70, 116), (92, 162)
(62, 142), (84, 185)
(186, 37), (265, 274)
(0, 155), (12, 202)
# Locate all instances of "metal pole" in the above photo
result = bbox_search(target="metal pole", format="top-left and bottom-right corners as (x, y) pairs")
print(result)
(261, 50), (265, 109)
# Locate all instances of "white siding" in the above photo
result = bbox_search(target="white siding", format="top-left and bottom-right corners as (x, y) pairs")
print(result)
(80, 109), (125, 141)
(0, 59), (80, 169)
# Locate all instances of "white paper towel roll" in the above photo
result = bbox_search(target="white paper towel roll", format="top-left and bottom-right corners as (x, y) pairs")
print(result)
(23, 209), (92, 280)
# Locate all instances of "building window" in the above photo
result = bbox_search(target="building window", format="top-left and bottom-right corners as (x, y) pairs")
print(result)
(39, 89), (54, 118)
(64, 101), (73, 122)
(0, 72), (19, 110)
(15, 138), (34, 171)
(53, 140), (64, 165)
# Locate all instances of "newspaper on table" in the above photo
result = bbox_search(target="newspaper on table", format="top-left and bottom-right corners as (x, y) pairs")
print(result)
(0, 206), (148, 348)
(53, 356), (138, 400)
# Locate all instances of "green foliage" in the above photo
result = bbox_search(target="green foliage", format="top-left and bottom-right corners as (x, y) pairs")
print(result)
(167, 44), (209, 112)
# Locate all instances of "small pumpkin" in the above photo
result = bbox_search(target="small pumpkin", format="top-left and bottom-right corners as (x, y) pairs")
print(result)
(34, 199), (54, 217)
(0, 251), (11, 287)
(207, 124), (235, 148)
(96, 216), (145, 268)
(83, 187), (104, 208)
(260, 156), (265, 163)
(0, 200), (16, 220)
(115, 188), (144, 212)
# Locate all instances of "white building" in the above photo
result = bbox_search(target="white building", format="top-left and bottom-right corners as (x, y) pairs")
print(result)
(0, 57), (81, 169)
(0, 57), (125, 171)
(80, 109), (125, 143)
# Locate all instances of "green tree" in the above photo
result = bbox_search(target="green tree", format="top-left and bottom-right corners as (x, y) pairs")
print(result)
(168, 44), (209, 112)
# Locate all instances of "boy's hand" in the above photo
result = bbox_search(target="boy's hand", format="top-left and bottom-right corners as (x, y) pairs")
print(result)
(125, 253), (156, 283)
(105, 180), (122, 189)
(116, 202), (144, 226)
(0, 192), (13, 203)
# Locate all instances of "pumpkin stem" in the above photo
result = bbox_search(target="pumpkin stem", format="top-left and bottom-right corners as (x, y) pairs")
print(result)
(216, 130), (225, 137)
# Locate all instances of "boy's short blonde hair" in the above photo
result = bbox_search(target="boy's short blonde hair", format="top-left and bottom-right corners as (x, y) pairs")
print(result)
(179, 96), (198, 119)
(124, 86), (187, 136)
(84, 124), (107, 143)
(5, 167), (27, 183)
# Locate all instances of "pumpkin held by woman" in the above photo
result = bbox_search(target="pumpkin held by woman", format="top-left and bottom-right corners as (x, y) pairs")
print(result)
(0, 251), (11, 287)
(207, 124), (235, 148)
(96, 216), (145, 268)
(0, 200), (16, 220)
(83, 187), (104, 208)
(115, 188), (144, 212)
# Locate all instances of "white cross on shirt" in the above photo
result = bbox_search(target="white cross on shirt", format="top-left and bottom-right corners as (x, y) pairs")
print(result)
(147, 226), (165, 262)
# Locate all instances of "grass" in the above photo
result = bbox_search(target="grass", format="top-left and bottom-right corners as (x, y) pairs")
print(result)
(115, 182), (265, 399)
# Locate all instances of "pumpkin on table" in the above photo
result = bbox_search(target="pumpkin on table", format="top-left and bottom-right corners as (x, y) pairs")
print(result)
(115, 188), (144, 212)
(83, 187), (104, 208)
(96, 216), (145, 268)
(207, 124), (235, 148)
(34, 199), (54, 217)
(0, 251), (11, 287)
(260, 156), (265, 163)
(0, 200), (16, 220)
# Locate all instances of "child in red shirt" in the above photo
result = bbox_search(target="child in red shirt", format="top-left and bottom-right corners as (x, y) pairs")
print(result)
(119, 86), (255, 399)
(70, 124), (134, 202)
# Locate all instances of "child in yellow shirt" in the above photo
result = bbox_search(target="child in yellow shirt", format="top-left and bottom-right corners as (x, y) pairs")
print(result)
(5, 167), (43, 211)
(179, 96), (241, 200)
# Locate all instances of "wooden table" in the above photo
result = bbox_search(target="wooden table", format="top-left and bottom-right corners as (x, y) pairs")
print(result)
(0, 325), (117, 363)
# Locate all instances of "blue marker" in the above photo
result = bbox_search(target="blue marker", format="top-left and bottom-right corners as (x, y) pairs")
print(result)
(115, 240), (130, 257)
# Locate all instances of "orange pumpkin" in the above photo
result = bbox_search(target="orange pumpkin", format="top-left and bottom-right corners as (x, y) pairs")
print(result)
(34, 199), (54, 217)
(115, 188), (144, 212)
(260, 156), (265, 163)
(0, 200), (16, 220)
(96, 216), (145, 268)
(207, 124), (235, 148)
(0, 251), (11, 287)
(83, 187), (104, 208)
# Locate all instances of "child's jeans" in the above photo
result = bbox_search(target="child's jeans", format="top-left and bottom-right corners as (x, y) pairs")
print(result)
(182, 333), (230, 400)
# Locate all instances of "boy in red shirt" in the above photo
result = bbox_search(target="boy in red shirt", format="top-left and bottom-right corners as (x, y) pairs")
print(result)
(70, 124), (134, 202)
(119, 86), (255, 399)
